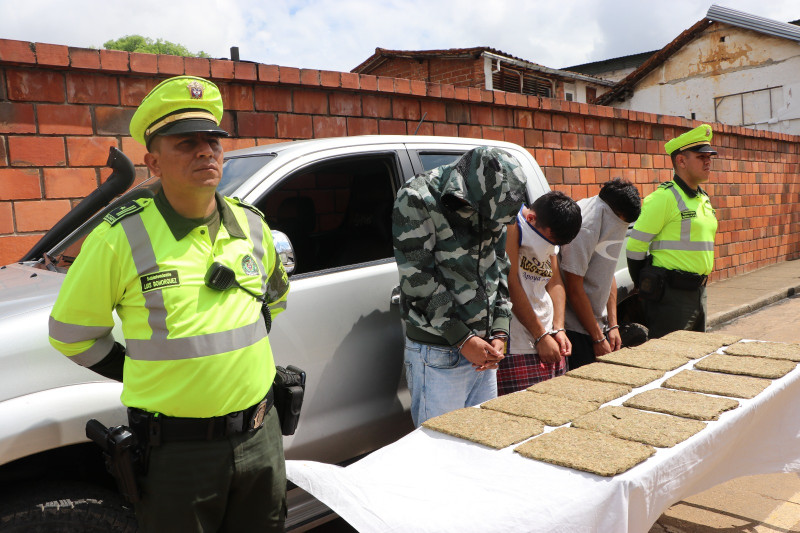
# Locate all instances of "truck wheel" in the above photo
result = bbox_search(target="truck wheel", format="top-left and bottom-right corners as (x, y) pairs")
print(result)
(0, 482), (137, 533)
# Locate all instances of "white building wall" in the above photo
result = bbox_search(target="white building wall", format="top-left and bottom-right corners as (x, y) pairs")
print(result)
(615, 24), (800, 134)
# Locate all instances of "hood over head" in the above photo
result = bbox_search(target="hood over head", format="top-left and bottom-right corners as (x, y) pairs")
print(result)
(438, 147), (527, 228)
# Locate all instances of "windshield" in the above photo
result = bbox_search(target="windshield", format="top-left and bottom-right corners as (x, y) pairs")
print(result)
(219, 154), (276, 196)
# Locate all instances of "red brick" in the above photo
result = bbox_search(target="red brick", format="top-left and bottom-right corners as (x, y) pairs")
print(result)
(346, 117), (378, 136)
(543, 131), (561, 149)
(0, 168), (41, 199)
(209, 59), (233, 79)
(394, 78), (411, 95)
(0, 103), (35, 134)
(458, 125), (482, 138)
(471, 105), (492, 126)
(96, 106), (136, 135)
(66, 136), (117, 166)
(0, 235), (40, 264)
(468, 88), (481, 102)
(130, 52), (158, 74)
(120, 77), (159, 107)
(43, 167), (97, 198)
(258, 64), (279, 83)
(427, 83), (442, 99)
(362, 95), (392, 118)
(329, 93), (361, 116)
(534, 149), (553, 166)
(220, 84), (253, 111)
(379, 120), (407, 135)
(234, 62), (257, 81)
(359, 74), (377, 91)
(553, 150), (571, 167)
(410, 80), (426, 96)
(454, 87), (469, 101)
(66, 73), (119, 105)
(294, 89), (328, 114)
(121, 137), (148, 166)
(5, 69), (65, 102)
(515, 110), (533, 129)
(393, 98), (421, 120)
(280, 67), (300, 85)
(99, 49), (129, 72)
(299, 69), (319, 86)
(377, 76), (394, 93)
(38, 104), (93, 135)
(0, 39), (36, 64)
(237, 112), (276, 138)
(277, 114), (312, 139)
(420, 101), (446, 122)
(69, 47), (100, 69)
(533, 111), (551, 130)
(35, 43), (69, 67)
(220, 137), (257, 152)
(313, 116), (347, 138)
(15, 199), (71, 231)
(493, 91), (507, 106)
(552, 114), (569, 132)
(481, 127), (503, 141)
(562, 133), (578, 150)
(341, 72), (359, 90)
(571, 151), (587, 167)
(158, 54), (185, 76)
(320, 70), (340, 88)
(184, 57), (211, 78)
(9, 137), (65, 166)
(255, 86), (292, 112)
(434, 123), (458, 137)
(0, 136), (6, 166)
(525, 129), (544, 148)
(0, 202), (12, 233)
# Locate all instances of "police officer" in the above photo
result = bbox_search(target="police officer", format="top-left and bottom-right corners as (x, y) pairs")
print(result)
(49, 76), (290, 532)
(626, 124), (718, 338)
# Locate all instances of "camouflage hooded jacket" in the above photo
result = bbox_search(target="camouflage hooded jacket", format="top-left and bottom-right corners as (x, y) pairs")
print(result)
(392, 146), (528, 346)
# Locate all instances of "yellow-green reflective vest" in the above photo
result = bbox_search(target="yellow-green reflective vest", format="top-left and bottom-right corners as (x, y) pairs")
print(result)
(49, 196), (289, 417)
(626, 180), (718, 276)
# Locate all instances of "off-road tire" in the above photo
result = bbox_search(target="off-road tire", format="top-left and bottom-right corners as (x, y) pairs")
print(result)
(0, 482), (137, 533)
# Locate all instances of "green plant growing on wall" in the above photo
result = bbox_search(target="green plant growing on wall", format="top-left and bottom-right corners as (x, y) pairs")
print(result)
(102, 35), (209, 57)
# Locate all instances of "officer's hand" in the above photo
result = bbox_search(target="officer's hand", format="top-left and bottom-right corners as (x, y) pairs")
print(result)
(537, 335), (563, 364)
(607, 328), (623, 351)
(553, 330), (571, 357)
(461, 336), (503, 371)
(593, 338), (612, 357)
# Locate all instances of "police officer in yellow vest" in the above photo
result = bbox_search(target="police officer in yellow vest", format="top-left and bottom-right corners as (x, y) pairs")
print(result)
(626, 124), (718, 338)
(49, 76), (290, 532)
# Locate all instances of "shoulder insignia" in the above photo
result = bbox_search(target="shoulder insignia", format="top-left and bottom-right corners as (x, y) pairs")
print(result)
(231, 197), (266, 220)
(657, 181), (674, 190)
(103, 200), (145, 226)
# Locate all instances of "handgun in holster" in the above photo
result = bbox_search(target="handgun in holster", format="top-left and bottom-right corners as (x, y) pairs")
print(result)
(273, 365), (306, 436)
(85, 419), (142, 504)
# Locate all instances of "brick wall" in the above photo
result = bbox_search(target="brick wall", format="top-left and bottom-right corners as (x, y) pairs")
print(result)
(366, 56), (485, 88)
(1, 38), (799, 281)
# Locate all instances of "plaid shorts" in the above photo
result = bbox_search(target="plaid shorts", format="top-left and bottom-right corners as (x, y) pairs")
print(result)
(496, 352), (566, 396)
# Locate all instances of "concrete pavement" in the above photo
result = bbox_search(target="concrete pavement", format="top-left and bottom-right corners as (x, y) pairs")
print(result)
(706, 259), (800, 328)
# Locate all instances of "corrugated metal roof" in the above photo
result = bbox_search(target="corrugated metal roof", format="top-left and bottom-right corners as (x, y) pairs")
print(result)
(706, 4), (800, 42)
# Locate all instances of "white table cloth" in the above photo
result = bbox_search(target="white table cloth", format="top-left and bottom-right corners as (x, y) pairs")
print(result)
(287, 345), (800, 532)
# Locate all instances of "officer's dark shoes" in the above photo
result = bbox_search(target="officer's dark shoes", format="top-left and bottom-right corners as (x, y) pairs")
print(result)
(620, 322), (649, 347)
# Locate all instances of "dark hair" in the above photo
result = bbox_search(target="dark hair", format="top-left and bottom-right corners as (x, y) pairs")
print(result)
(531, 191), (582, 245)
(598, 178), (641, 223)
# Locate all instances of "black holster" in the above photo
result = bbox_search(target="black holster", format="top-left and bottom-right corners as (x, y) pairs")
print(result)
(638, 259), (666, 302)
(85, 419), (142, 503)
(273, 365), (306, 436)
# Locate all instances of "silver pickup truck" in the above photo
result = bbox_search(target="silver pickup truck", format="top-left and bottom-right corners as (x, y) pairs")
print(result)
(0, 135), (636, 531)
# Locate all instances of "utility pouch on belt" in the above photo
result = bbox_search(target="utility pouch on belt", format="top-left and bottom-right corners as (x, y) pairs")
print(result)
(273, 365), (306, 436)
(638, 260), (666, 302)
(85, 419), (141, 503)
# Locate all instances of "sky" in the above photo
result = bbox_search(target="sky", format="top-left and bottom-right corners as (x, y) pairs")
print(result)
(1, 0), (798, 72)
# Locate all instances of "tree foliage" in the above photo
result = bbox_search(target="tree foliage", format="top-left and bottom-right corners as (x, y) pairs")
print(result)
(103, 35), (209, 58)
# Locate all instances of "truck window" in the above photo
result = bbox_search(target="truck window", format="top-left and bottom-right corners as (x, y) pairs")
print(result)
(418, 152), (464, 171)
(257, 155), (398, 276)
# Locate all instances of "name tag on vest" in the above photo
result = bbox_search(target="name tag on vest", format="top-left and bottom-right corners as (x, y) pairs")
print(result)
(680, 210), (697, 219)
(141, 270), (180, 292)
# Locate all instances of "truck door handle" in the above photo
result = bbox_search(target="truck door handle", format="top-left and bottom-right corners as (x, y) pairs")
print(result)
(390, 286), (401, 305)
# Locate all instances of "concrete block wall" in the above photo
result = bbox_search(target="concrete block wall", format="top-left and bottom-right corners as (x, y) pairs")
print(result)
(1, 38), (799, 281)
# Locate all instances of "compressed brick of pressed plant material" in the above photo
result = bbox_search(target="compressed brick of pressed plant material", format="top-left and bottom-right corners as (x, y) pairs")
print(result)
(663, 369), (771, 399)
(660, 330), (742, 347)
(527, 375), (631, 404)
(566, 362), (665, 388)
(421, 407), (545, 449)
(623, 388), (739, 421)
(598, 348), (688, 371)
(693, 353), (797, 379)
(634, 339), (718, 360)
(481, 391), (598, 427)
(514, 427), (655, 477)
(724, 341), (800, 362)
(571, 405), (706, 448)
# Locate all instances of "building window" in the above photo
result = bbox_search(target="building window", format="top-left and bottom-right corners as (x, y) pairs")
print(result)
(714, 86), (783, 128)
(491, 67), (552, 97)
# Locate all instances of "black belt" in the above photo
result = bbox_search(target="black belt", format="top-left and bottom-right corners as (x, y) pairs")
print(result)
(128, 388), (274, 445)
(665, 269), (708, 290)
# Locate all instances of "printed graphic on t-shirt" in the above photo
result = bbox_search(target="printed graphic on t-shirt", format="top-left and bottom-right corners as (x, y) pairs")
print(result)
(593, 239), (624, 261)
(519, 254), (552, 281)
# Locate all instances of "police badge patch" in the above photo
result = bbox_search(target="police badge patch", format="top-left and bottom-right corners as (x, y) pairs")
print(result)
(242, 255), (260, 276)
(187, 80), (204, 99)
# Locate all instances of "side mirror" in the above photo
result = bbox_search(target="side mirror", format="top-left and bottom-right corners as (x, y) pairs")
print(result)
(271, 230), (296, 276)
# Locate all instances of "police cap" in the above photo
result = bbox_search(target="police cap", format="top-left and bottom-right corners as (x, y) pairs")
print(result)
(664, 124), (717, 156)
(129, 75), (228, 148)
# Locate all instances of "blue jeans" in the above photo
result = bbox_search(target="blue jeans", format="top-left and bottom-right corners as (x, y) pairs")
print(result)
(404, 337), (498, 427)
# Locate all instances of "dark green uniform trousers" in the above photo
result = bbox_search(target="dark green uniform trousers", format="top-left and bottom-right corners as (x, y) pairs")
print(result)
(644, 284), (707, 339)
(135, 408), (286, 533)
